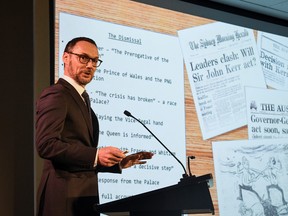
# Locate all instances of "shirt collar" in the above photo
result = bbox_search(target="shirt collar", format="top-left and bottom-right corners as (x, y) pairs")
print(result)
(62, 75), (85, 95)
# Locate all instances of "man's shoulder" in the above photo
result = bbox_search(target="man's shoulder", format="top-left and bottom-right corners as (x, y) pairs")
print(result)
(38, 80), (67, 101)
(42, 78), (71, 93)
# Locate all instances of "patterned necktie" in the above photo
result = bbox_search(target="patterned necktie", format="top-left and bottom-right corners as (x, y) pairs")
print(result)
(82, 90), (91, 117)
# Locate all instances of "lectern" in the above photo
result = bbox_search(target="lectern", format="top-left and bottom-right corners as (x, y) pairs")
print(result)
(94, 174), (214, 216)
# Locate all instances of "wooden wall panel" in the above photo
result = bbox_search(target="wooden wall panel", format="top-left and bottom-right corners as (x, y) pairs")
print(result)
(54, 1), (250, 215)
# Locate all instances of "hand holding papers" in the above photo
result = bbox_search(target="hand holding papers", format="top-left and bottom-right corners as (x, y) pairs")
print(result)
(120, 151), (154, 169)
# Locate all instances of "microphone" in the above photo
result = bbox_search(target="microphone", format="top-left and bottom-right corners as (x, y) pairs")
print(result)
(188, 156), (196, 177)
(124, 110), (189, 178)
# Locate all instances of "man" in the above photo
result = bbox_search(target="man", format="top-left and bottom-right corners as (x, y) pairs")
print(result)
(35, 37), (153, 216)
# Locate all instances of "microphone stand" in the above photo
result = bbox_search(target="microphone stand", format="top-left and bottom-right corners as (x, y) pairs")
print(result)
(124, 110), (190, 180)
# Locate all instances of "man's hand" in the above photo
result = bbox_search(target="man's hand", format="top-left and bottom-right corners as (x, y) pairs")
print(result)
(120, 151), (154, 169)
(98, 146), (126, 167)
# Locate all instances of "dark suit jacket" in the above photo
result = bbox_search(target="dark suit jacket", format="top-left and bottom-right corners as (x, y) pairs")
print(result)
(35, 78), (121, 216)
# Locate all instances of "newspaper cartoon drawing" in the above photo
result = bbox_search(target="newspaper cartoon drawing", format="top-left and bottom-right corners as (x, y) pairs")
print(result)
(213, 139), (288, 216)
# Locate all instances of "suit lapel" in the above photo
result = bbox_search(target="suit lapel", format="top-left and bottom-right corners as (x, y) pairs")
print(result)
(58, 79), (94, 143)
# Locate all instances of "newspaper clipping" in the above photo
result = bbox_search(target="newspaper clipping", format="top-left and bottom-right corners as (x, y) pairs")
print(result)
(178, 22), (266, 139)
(245, 86), (288, 139)
(257, 31), (288, 90)
(213, 139), (288, 216)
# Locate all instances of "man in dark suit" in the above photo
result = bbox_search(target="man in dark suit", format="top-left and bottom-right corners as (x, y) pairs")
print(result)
(35, 37), (153, 216)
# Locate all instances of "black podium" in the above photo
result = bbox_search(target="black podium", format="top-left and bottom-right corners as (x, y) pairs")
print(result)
(94, 174), (214, 216)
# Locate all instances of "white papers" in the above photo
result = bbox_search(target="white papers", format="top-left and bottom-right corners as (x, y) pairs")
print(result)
(212, 139), (288, 216)
(257, 31), (288, 90)
(59, 13), (186, 203)
(245, 87), (288, 139)
(178, 22), (266, 140)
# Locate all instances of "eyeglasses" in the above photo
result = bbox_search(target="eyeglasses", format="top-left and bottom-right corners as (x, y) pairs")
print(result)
(67, 52), (103, 67)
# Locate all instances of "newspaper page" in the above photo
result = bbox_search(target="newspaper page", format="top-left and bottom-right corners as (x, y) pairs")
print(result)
(257, 31), (288, 90)
(212, 139), (288, 216)
(178, 22), (266, 140)
(59, 12), (186, 204)
(245, 86), (288, 139)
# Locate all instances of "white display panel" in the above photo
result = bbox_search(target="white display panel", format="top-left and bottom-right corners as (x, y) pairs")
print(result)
(59, 12), (186, 204)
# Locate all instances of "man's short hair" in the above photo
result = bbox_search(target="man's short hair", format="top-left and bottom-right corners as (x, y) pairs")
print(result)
(64, 37), (98, 53)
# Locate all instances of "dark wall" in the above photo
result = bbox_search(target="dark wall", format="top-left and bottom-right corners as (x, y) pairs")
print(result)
(1, 0), (34, 215)
(34, 0), (51, 200)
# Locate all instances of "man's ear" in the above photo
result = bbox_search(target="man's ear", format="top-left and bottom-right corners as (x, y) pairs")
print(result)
(62, 52), (69, 64)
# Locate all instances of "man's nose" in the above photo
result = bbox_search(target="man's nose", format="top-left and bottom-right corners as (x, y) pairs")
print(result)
(86, 59), (94, 67)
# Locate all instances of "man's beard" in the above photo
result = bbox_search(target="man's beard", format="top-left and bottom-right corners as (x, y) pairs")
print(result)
(68, 62), (93, 86)
(75, 72), (93, 86)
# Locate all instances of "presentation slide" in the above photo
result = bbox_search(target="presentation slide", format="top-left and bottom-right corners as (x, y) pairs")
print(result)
(51, 1), (288, 215)
(59, 12), (186, 203)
